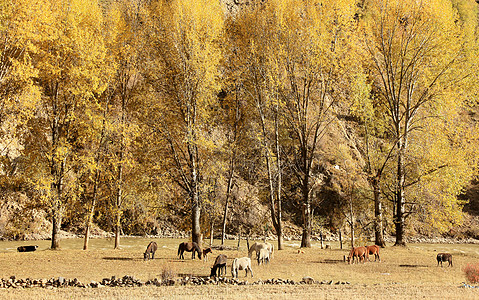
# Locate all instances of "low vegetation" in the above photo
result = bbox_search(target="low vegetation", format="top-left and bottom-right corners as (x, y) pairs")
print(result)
(463, 263), (479, 284)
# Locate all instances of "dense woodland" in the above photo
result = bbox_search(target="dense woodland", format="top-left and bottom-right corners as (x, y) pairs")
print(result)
(1, 0), (479, 250)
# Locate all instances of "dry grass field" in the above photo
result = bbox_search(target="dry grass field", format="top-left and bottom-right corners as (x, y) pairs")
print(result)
(0, 237), (478, 299)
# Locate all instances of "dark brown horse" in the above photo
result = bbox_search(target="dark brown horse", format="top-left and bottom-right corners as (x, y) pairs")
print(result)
(203, 247), (212, 262)
(366, 245), (381, 262)
(437, 253), (453, 267)
(347, 246), (368, 264)
(144, 241), (158, 260)
(177, 242), (202, 260)
(210, 254), (227, 277)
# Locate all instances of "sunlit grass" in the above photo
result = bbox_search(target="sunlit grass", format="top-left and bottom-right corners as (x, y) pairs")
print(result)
(0, 238), (478, 298)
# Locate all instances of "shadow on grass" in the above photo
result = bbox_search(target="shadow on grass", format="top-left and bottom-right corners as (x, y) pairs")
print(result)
(399, 264), (428, 268)
(103, 257), (177, 261)
(102, 257), (142, 261)
(177, 273), (205, 278)
(320, 259), (344, 264)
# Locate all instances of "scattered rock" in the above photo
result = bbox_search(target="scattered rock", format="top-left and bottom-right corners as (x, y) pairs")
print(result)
(301, 276), (315, 284)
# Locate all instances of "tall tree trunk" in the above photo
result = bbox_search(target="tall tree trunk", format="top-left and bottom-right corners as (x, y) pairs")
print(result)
(114, 165), (123, 249)
(51, 159), (64, 250)
(192, 196), (202, 246)
(114, 94), (126, 250)
(339, 228), (343, 250)
(83, 170), (100, 250)
(84, 96), (109, 251)
(372, 178), (386, 247)
(220, 199), (228, 245)
(221, 155), (235, 245)
(274, 106), (283, 250)
(210, 221), (214, 246)
(190, 141), (202, 246)
(349, 190), (355, 248)
(51, 209), (62, 250)
(394, 140), (406, 247)
(257, 95), (284, 250)
(301, 175), (311, 248)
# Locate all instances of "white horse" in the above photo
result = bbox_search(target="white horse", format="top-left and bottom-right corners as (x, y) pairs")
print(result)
(248, 242), (274, 260)
(257, 248), (270, 265)
(231, 257), (253, 278)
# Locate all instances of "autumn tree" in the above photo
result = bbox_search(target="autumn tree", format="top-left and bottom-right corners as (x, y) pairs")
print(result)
(264, 0), (357, 248)
(0, 0), (43, 182)
(350, 70), (390, 247)
(364, 0), (478, 246)
(231, 2), (287, 250)
(143, 0), (224, 245)
(26, 0), (107, 249)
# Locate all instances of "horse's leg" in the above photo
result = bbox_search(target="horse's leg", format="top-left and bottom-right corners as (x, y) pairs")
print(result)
(152, 251), (155, 260)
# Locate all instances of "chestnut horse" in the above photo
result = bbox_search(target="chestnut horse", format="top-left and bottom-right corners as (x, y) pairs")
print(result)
(366, 245), (381, 262)
(177, 242), (202, 260)
(347, 246), (368, 264)
(437, 253), (453, 267)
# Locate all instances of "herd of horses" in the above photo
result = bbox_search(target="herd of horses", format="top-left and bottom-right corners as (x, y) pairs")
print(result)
(345, 245), (381, 264)
(143, 241), (272, 278)
(346, 245), (453, 267)
(143, 241), (453, 278)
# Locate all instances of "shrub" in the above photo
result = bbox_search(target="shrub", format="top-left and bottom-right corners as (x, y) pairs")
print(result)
(463, 263), (479, 284)
(160, 265), (177, 282)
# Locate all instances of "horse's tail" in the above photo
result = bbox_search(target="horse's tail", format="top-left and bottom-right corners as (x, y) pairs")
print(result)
(177, 243), (182, 256)
(347, 247), (355, 263)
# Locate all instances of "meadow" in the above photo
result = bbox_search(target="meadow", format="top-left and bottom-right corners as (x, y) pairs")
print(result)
(0, 237), (478, 299)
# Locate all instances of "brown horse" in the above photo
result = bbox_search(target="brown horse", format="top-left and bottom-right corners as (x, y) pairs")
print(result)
(347, 247), (368, 264)
(177, 242), (202, 260)
(210, 254), (228, 277)
(203, 247), (212, 262)
(366, 245), (381, 262)
(144, 241), (158, 260)
(437, 253), (453, 267)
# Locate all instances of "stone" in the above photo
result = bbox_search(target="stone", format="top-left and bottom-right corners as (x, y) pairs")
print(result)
(302, 276), (315, 284)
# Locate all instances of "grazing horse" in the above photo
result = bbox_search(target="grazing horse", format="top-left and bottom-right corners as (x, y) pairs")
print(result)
(202, 247), (212, 262)
(248, 242), (274, 260)
(366, 245), (381, 262)
(17, 245), (38, 252)
(232, 257), (253, 278)
(177, 242), (202, 260)
(210, 254), (228, 277)
(144, 241), (158, 260)
(437, 253), (453, 267)
(257, 248), (270, 265)
(347, 246), (368, 264)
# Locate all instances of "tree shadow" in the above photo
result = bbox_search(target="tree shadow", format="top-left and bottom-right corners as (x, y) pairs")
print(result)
(177, 273), (206, 278)
(320, 259), (344, 264)
(399, 264), (428, 268)
(102, 257), (140, 261)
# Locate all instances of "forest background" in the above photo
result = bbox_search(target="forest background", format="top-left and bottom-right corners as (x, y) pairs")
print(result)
(1, 0), (479, 251)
